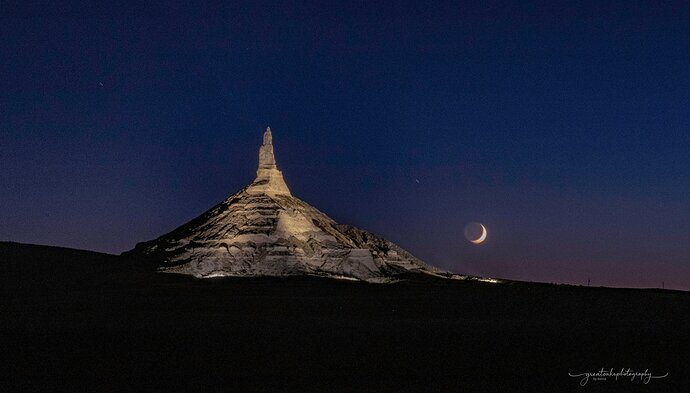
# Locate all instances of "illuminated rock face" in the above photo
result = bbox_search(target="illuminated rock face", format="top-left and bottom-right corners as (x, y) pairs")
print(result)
(246, 127), (290, 196)
(126, 128), (447, 282)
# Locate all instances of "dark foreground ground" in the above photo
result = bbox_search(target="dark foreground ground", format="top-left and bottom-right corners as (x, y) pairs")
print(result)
(1, 241), (689, 392)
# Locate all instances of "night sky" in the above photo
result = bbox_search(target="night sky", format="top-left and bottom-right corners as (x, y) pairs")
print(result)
(2, 1), (689, 289)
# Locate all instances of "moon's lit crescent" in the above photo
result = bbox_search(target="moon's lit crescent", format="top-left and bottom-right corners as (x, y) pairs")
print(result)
(470, 224), (487, 244)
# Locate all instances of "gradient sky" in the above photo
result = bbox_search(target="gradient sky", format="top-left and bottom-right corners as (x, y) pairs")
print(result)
(2, 1), (689, 290)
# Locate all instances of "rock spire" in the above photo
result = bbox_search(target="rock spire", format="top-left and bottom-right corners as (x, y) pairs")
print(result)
(247, 127), (291, 195)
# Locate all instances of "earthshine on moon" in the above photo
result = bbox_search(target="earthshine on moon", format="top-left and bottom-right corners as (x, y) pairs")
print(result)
(464, 222), (487, 244)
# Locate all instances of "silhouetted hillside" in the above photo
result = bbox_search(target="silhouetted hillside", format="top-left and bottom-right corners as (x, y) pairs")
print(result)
(1, 242), (688, 391)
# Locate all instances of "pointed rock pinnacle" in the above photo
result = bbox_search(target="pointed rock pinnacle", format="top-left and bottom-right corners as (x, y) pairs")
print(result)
(263, 126), (273, 144)
(248, 127), (291, 195)
(258, 127), (277, 169)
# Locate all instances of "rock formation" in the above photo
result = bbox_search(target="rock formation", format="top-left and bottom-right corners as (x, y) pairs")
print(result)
(246, 127), (290, 196)
(125, 128), (452, 282)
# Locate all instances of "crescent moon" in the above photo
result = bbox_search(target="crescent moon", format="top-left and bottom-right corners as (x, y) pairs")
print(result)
(470, 224), (487, 244)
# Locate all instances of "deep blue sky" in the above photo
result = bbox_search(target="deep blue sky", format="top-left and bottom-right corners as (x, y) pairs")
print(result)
(2, 1), (689, 289)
